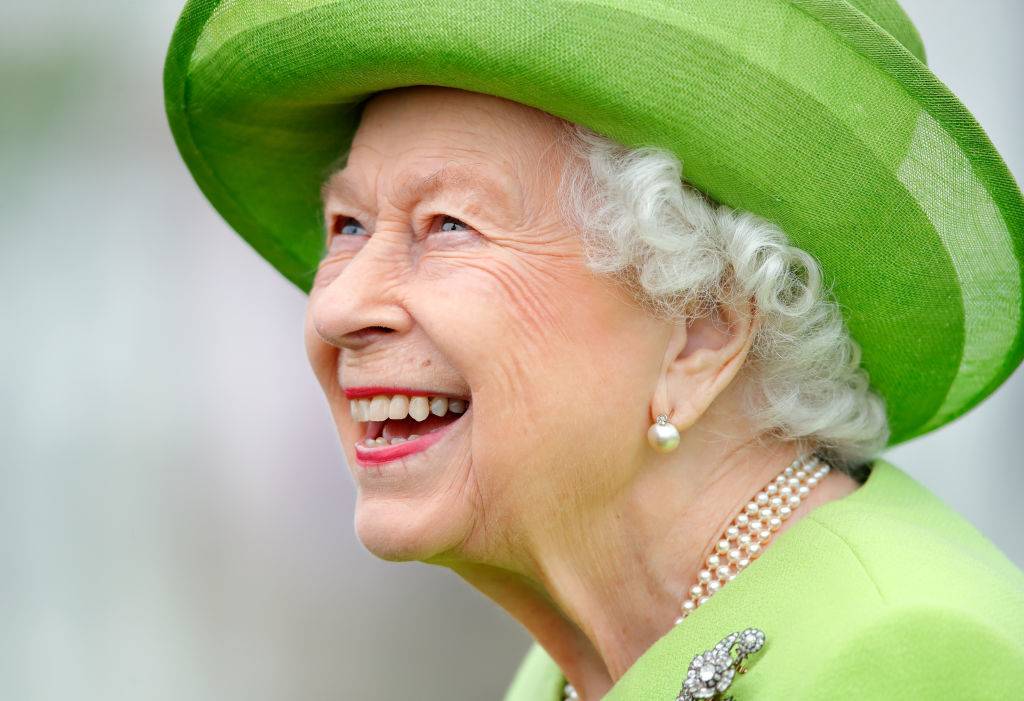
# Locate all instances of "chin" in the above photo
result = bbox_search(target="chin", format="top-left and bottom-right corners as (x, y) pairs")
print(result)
(332, 389), (483, 562)
(352, 491), (474, 563)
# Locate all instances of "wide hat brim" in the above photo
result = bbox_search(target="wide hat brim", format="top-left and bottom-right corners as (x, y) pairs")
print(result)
(164, 0), (1024, 446)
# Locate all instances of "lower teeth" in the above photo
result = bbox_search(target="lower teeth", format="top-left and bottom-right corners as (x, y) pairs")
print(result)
(360, 425), (464, 447)
(364, 434), (420, 448)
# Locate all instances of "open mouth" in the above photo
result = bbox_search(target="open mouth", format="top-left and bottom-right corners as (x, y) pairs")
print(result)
(345, 389), (470, 464)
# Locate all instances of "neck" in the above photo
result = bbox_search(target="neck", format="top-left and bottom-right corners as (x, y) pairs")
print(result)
(449, 433), (861, 700)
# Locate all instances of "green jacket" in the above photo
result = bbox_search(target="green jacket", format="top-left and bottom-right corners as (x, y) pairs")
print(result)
(503, 460), (1024, 700)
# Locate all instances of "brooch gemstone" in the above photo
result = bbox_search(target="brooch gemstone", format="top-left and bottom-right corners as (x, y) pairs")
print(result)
(677, 628), (766, 701)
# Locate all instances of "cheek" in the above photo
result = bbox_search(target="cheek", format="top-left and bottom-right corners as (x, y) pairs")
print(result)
(415, 249), (647, 462)
(417, 248), (593, 387)
(310, 243), (365, 292)
(303, 299), (341, 397)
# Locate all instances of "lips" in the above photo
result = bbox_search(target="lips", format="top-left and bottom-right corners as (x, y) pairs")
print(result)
(353, 422), (458, 464)
(344, 386), (470, 466)
(343, 386), (446, 400)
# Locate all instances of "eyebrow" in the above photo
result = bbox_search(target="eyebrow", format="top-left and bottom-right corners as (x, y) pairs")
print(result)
(320, 162), (516, 219)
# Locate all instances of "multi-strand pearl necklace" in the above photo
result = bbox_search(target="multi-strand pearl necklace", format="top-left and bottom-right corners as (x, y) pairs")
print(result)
(562, 453), (832, 700)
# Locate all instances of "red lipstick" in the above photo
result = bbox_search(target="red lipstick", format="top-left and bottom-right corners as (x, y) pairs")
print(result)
(353, 421), (455, 465)
(344, 386), (445, 399)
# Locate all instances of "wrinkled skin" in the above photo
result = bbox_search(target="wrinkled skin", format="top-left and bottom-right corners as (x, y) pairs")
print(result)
(304, 86), (860, 699)
(306, 86), (665, 566)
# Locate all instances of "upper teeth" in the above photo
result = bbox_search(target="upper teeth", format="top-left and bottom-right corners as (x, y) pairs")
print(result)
(349, 394), (467, 422)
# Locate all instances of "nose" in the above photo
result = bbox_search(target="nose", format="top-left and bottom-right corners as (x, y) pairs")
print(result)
(311, 234), (412, 352)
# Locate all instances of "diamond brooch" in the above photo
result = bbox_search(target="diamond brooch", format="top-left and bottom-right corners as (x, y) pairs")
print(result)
(677, 628), (766, 701)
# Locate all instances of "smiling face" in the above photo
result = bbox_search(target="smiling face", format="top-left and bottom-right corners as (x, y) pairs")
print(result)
(304, 86), (671, 567)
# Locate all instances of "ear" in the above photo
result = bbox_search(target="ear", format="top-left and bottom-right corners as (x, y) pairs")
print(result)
(651, 295), (759, 431)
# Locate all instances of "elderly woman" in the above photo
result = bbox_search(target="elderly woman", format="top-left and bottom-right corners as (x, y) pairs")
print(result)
(165, 1), (1024, 698)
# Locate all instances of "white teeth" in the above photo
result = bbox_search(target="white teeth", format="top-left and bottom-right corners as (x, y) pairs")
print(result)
(408, 396), (430, 421)
(408, 434), (419, 440)
(368, 395), (390, 421)
(388, 395), (410, 420)
(430, 396), (448, 416)
(390, 436), (406, 445)
(349, 392), (469, 422)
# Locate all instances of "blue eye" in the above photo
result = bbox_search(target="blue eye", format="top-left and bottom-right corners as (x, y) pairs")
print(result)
(440, 216), (469, 232)
(333, 216), (368, 236)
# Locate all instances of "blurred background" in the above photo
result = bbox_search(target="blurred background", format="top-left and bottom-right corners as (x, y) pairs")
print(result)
(1, 1), (1021, 699)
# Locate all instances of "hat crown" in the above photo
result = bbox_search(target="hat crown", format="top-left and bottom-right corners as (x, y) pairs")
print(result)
(845, 0), (927, 63)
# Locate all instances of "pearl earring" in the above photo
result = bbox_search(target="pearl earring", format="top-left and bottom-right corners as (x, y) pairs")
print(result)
(647, 413), (680, 453)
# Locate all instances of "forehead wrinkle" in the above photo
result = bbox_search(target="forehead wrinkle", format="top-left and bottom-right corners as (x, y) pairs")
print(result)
(321, 167), (369, 210)
(323, 161), (519, 221)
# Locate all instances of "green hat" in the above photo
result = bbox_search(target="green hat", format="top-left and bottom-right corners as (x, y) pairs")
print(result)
(164, 0), (1023, 446)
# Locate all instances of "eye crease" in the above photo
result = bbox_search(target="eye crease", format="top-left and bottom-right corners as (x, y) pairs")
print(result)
(330, 214), (470, 237)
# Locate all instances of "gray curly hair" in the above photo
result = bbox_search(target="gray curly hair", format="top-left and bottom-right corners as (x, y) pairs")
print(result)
(556, 123), (889, 471)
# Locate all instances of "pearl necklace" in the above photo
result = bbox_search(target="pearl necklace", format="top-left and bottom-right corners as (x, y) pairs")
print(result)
(561, 453), (832, 700)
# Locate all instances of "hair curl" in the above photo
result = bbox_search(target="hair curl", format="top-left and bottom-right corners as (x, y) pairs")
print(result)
(556, 124), (889, 472)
